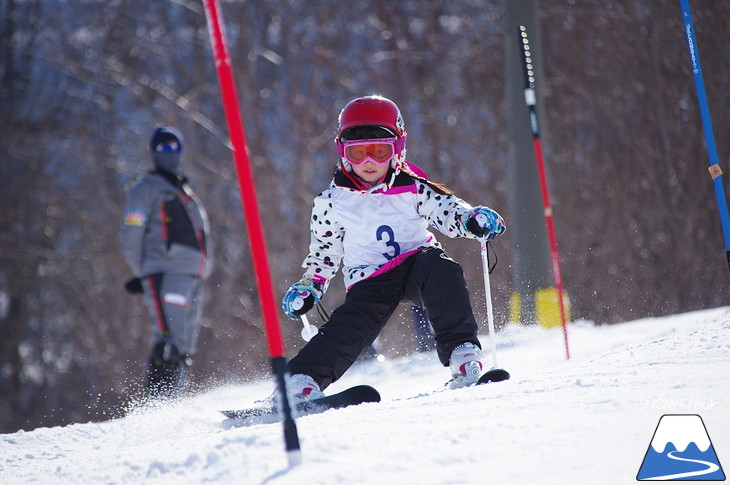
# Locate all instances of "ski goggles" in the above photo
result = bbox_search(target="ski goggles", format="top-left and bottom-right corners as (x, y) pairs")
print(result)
(154, 140), (181, 153)
(338, 137), (403, 166)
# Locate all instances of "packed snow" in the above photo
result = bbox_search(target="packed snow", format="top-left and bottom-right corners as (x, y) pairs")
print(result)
(1, 307), (728, 484)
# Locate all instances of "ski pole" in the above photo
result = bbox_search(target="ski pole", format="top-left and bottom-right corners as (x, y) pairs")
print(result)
(476, 218), (510, 383)
(300, 314), (318, 342)
(203, 0), (301, 467)
(480, 240), (500, 369)
(292, 297), (318, 342)
(678, 0), (730, 271)
(517, 25), (570, 360)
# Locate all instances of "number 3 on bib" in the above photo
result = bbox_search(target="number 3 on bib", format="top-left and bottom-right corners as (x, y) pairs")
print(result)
(376, 225), (401, 260)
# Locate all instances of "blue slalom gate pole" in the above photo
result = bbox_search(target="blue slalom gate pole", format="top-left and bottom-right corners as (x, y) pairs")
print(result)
(679, 0), (730, 271)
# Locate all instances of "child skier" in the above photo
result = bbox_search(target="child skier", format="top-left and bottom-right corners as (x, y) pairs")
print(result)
(282, 95), (506, 398)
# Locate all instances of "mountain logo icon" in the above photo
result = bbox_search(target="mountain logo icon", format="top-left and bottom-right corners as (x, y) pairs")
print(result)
(637, 414), (725, 481)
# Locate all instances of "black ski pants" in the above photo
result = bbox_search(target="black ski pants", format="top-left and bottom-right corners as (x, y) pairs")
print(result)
(287, 247), (480, 390)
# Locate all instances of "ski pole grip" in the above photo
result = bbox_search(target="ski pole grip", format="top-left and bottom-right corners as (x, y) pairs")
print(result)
(292, 296), (305, 311)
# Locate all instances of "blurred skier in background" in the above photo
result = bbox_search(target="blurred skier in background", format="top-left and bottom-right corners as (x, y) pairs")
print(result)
(121, 125), (211, 399)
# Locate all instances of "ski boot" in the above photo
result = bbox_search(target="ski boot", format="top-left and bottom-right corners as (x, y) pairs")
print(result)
(144, 341), (191, 400)
(446, 342), (484, 389)
(287, 373), (325, 402)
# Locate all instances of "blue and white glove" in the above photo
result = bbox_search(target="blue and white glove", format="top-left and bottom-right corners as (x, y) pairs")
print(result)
(282, 277), (323, 320)
(464, 206), (506, 241)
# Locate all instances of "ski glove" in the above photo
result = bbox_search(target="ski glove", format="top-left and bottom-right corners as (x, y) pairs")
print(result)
(282, 277), (323, 320)
(125, 277), (144, 294)
(464, 206), (506, 241)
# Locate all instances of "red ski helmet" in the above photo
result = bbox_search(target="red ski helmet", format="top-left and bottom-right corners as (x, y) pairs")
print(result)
(337, 95), (406, 138)
(336, 95), (407, 171)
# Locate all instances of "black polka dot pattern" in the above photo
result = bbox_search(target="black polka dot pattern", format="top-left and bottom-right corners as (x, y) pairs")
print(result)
(299, 175), (488, 294)
(414, 181), (477, 238)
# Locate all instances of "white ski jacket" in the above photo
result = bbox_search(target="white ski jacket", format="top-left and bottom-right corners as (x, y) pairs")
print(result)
(302, 163), (479, 293)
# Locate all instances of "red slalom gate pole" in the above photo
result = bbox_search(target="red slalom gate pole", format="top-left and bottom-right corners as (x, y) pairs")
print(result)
(517, 25), (570, 360)
(203, 0), (301, 465)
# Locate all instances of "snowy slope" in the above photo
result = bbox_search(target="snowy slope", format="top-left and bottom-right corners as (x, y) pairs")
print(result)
(1, 307), (728, 485)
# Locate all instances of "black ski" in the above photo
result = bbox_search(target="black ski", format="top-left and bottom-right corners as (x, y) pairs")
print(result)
(445, 367), (510, 390)
(220, 384), (381, 420)
(477, 367), (510, 384)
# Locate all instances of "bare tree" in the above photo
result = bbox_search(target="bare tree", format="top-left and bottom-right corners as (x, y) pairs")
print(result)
(0, 0), (728, 433)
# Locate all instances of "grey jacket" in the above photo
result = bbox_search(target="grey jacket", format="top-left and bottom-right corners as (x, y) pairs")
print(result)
(121, 171), (211, 279)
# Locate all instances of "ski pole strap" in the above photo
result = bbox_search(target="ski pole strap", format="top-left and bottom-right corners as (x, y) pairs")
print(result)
(316, 301), (331, 322)
(486, 241), (498, 275)
(709, 164), (723, 180)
